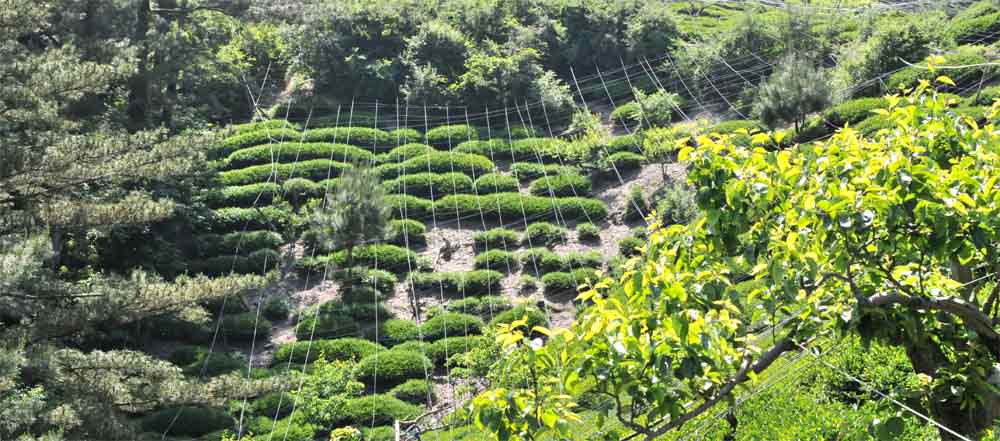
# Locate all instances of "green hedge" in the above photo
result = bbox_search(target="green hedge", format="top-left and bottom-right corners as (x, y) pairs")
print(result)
(601, 151), (645, 172)
(340, 286), (385, 304)
(205, 182), (280, 208)
(229, 119), (300, 135)
(411, 270), (503, 295)
(272, 337), (384, 365)
(142, 406), (233, 437)
(383, 143), (435, 163)
(390, 379), (434, 404)
(611, 101), (642, 128)
(337, 394), (422, 427)
(222, 142), (374, 170)
(965, 85), (1000, 106)
(210, 207), (292, 232)
(195, 230), (283, 257)
(249, 392), (294, 420)
(518, 248), (565, 274)
(218, 159), (352, 186)
(425, 124), (478, 148)
(455, 139), (509, 158)
(576, 222), (600, 241)
(282, 178), (323, 210)
(382, 172), (474, 199)
(420, 312), (484, 341)
(474, 249), (519, 273)
(334, 268), (398, 295)
(294, 313), (361, 340)
(381, 318), (421, 346)
(709, 120), (765, 135)
(213, 128), (301, 159)
(472, 228), (520, 251)
(523, 222), (566, 246)
(398, 152), (494, 177)
(189, 248), (281, 276)
(856, 115), (895, 136)
(434, 193), (608, 222)
(389, 128), (423, 145)
(887, 46), (997, 91)
(562, 251), (604, 269)
(301, 127), (394, 149)
(540, 270), (595, 294)
(374, 163), (403, 179)
(950, 12), (1000, 44)
(318, 300), (392, 322)
(355, 350), (433, 386)
(495, 138), (571, 163)
(385, 194), (434, 220)
(607, 134), (642, 154)
(528, 173), (591, 197)
(300, 244), (423, 274)
(427, 335), (488, 365)
(473, 173), (520, 194)
(220, 312), (272, 341)
(491, 305), (547, 329)
(385, 219), (427, 246)
(447, 296), (513, 316)
(619, 236), (645, 257)
(510, 163), (580, 182)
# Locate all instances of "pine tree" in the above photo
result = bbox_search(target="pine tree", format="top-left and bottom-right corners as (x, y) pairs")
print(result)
(303, 166), (390, 270)
(753, 55), (832, 132)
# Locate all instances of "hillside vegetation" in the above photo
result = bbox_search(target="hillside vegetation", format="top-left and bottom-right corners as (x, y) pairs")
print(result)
(5, 1), (1000, 441)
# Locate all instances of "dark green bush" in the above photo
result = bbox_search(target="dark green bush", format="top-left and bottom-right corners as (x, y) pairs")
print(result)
(385, 194), (434, 220)
(411, 270), (503, 295)
(262, 296), (290, 321)
(709, 120), (765, 135)
(528, 173), (591, 197)
(474, 249), (519, 273)
(562, 251), (603, 269)
(301, 127), (394, 149)
(824, 97), (889, 127)
(188, 248), (281, 276)
(434, 193), (607, 222)
(490, 305), (547, 329)
(619, 236), (645, 257)
(392, 340), (431, 355)
(282, 178), (322, 210)
(337, 394), (422, 427)
(340, 286), (386, 304)
(447, 296), (512, 316)
(390, 379), (434, 404)
(300, 244), (421, 274)
(518, 248), (564, 274)
(576, 223), (600, 241)
(205, 182), (280, 208)
(611, 101), (642, 129)
(855, 115), (895, 137)
(624, 185), (650, 222)
(294, 313), (361, 340)
(965, 85), (1000, 106)
(385, 219), (427, 246)
(229, 119), (300, 135)
(389, 128), (423, 145)
(510, 163), (579, 182)
(602, 151), (645, 173)
(523, 222), (567, 246)
(355, 350), (433, 387)
(249, 392), (294, 419)
(185, 352), (244, 377)
(381, 318), (420, 346)
(334, 268), (399, 295)
(195, 230), (283, 257)
(222, 142), (374, 170)
(473, 228), (520, 251)
(398, 152), (494, 177)
(210, 207), (292, 232)
(455, 139), (509, 157)
(607, 134), (642, 154)
(505, 138), (572, 163)
(427, 335), (488, 365)
(362, 426), (396, 441)
(420, 312), (484, 341)
(318, 300), (393, 322)
(473, 173), (520, 194)
(382, 172), (474, 199)
(213, 128), (301, 159)
(383, 143), (435, 163)
(374, 162), (403, 180)
(950, 12), (1000, 44)
(218, 159), (351, 186)
(541, 272), (578, 294)
(220, 312), (272, 341)
(425, 124), (478, 148)
(273, 337), (384, 365)
(249, 416), (317, 441)
(887, 46), (997, 91)
(142, 406), (233, 437)
(655, 184), (700, 226)
(168, 346), (205, 366)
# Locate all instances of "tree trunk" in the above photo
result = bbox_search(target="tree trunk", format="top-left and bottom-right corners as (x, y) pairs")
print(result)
(127, 0), (151, 132)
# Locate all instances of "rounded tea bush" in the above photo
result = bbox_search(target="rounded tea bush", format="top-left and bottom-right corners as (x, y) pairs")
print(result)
(473, 228), (520, 251)
(427, 335), (488, 365)
(273, 338), (384, 365)
(398, 152), (494, 177)
(222, 142), (374, 170)
(390, 379), (434, 404)
(221, 312), (272, 341)
(603, 151), (645, 172)
(576, 222), (601, 241)
(425, 124), (478, 148)
(301, 127), (394, 149)
(473, 173), (519, 194)
(337, 394), (422, 427)
(473, 249), (519, 273)
(523, 222), (567, 246)
(142, 406), (233, 437)
(355, 350), (433, 387)
(213, 127), (300, 159)
(206, 182), (280, 208)
(381, 318), (420, 346)
(217, 159), (351, 186)
(383, 143), (434, 163)
(389, 128), (422, 145)
(455, 139), (508, 157)
(385, 194), (433, 220)
(491, 305), (547, 329)
(382, 172), (474, 199)
(385, 219), (427, 246)
(420, 312), (484, 341)
(528, 173), (591, 197)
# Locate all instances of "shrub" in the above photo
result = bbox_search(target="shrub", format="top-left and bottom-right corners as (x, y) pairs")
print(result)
(294, 313), (361, 340)
(607, 134), (642, 154)
(611, 101), (642, 129)
(381, 319), (420, 346)
(282, 178), (322, 210)
(576, 222), (600, 241)
(473, 228), (520, 251)
(374, 163), (403, 180)
(420, 312), (484, 341)
(205, 182), (280, 208)
(887, 45), (997, 92)
(425, 124), (478, 148)
(385, 194), (433, 220)
(825, 97), (889, 127)
(447, 296), (512, 316)
(528, 173), (591, 197)
(213, 128), (301, 159)
(210, 206), (292, 232)
(518, 248), (564, 274)
(222, 142), (374, 170)
(142, 406), (233, 437)
(520, 274), (538, 291)
(602, 151), (645, 173)
(655, 184), (699, 226)
(855, 115), (895, 137)
(274, 338), (384, 365)
(229, 119), (300, 135)
(318, 244), (422, 274)
(398, 152), (494, 177)
(473, 173), (519, 194)
(389, 128), (423, 145)
(510, 163), (580, 182)
(195, 230), (283, 257)
(361, 426), (395, 441)
(384, 143), (434, 163)
(262, 296), (290, 321)
(490, 305), (547, 329)
(392, 340), (431, 355)
(188, 249), (281, 276)
(301, 127), (394, 149)
(427, 335), (487, 365)
(411, 270), (503, 295)
(624, 185), (650, 222)
(249, 416), (317, 441)
(709, 120), (765, 135)
(950, 12), (1000, 44)
(541, 272), (578, 294)
(340, 286), (385, 304)
(218, 159), (351, 186)
(169, 346), (205, 366)
(337, 394), (422, 426)
(474, 250), (519, 273)
(318, 300), (392, 322)
(249, 392), (294, 419)
(434, 193), (608, 222)
(455, 139), (508, 157)
(390, 379), (434, 404)
(382, 172), (474, 199)
(965, 85), (1000, 106)
(355, 350), (433, 387)
(619, 236), (645, 257)
(523, 222), (567, 246)
(335, 268), (398, 295)
(220, 312), (272, 341)
(385, 219), (427, 246)
(505, 138), (572, 163)
(187, 352), (244, 377)
(562, 251), (603, 269)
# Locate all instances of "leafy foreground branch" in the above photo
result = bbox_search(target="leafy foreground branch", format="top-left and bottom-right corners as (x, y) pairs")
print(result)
(471, 79), (1000, 441)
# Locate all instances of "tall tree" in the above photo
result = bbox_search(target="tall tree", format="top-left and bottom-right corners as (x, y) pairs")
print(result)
(303, 166), (390, 270)
(753, 55), (832, 132)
